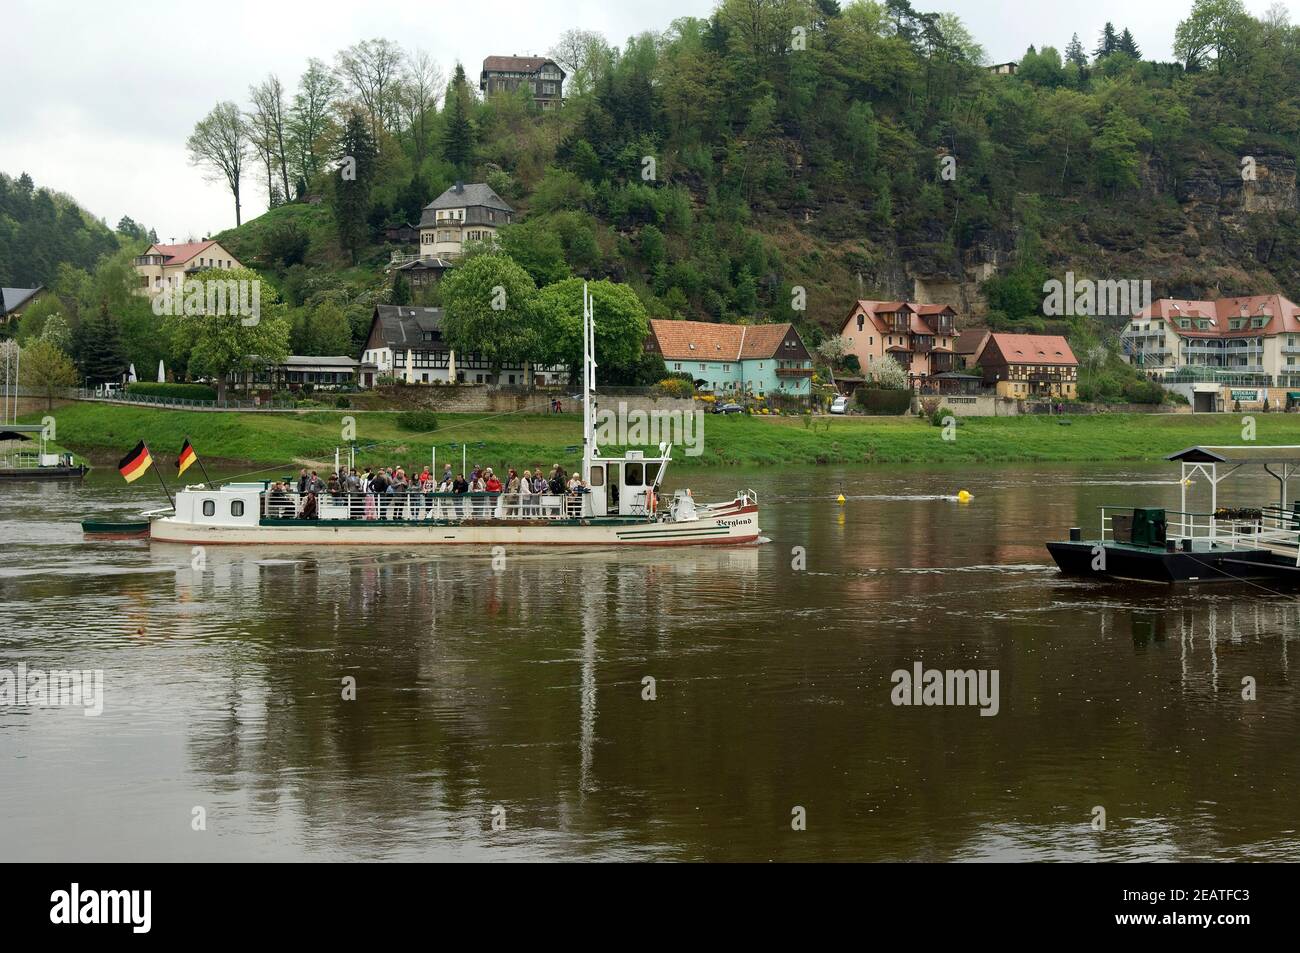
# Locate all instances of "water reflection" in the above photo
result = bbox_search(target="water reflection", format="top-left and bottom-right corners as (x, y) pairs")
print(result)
(0, 463), (1298, 860)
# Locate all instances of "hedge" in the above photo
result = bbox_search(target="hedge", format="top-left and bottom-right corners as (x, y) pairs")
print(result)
(126, 382), (218, 401)
(854, 387), (912, 415)
(395, 410), (439, 432)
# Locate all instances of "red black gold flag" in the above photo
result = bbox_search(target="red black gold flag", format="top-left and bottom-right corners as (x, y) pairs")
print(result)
(177, 439), (197, 476)
(117, 441), (153, 483)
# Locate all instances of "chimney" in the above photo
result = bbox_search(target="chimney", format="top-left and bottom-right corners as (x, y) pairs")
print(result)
(454, 181), (464, 194)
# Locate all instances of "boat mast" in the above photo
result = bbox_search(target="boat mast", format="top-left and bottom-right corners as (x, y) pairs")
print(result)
(582, 282), (599, 472)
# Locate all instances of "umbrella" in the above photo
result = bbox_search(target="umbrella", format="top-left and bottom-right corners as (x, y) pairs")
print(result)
(157, 360), (166, 383)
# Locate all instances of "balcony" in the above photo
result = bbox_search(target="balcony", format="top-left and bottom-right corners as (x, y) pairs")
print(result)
(133, 255), (166, 267)
(776, 366), (813, 378)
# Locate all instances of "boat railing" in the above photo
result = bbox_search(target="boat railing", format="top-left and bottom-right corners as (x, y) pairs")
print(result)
(261, 489), (592, 522)
(1098, 504), (1300, 552)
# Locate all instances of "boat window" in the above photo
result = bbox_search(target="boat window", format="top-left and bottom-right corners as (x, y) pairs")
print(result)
(588, 465), (604, 487)
(231, 500), (244, 517)
(202, 500), (215, 517)
(645, 461), (661, 486)
(625, 463), (644, 486)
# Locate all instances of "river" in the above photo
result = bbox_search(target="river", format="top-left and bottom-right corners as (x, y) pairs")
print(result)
(1, 462), (1297, 861)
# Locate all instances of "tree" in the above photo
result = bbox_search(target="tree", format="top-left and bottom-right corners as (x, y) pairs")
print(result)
(1174, 0), (1251, 72)
(300, 301), (353, 355)
(247, 75), (292, 208)
(1116, 29), (1141, 58)
(442, 64), (476, 173)
(39, 314), (73, 352)
(334, 39), (406, 141)
(1095, 22), (1118, 58)
(439, 254), (539, 373)
(1064, 33), (1088, 69)
(398, 49), (442, 169)
(549, 29), (613, 97)
(74, 301), (128, 385)
(330, 112), (378, 264)
(499, 220), (570, 286)
(160, 266), (291, 401)
(391, 272), (412, 306)
(531, 277), (649, 378)
(868, 355), (908, 389)
(817, 337), (846, 387)
(19, 340), (78, 409)
(187, 102), (249, 226)
(288, 58), (341, 187)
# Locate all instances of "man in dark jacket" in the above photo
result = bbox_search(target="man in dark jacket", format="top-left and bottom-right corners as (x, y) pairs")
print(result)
(370, 468), (389, 519)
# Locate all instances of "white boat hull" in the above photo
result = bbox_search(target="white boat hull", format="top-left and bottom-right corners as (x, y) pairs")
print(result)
(149, 501), (760, 547)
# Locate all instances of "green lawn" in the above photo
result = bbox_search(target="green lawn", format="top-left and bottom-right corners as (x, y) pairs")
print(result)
(25, 402), (1300, 472)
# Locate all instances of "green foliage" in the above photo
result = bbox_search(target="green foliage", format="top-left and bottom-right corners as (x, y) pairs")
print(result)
(395, 410), (439, 432)
(439, 253), (539, 368)
(19, 339), (78, 405)
(855, 387), (912, 415)
(531, 277), (649, 375)
(126, 381), (218, 401)
(654, 376), (694, 398)
(0, 172), (120, 288)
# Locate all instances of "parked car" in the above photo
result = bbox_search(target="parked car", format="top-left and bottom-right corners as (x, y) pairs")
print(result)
(829, 395), (849, 415)
(713, 402), (744, 414)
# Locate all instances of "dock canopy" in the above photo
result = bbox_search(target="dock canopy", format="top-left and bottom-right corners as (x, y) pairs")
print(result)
(1166, 445), (1300, 465)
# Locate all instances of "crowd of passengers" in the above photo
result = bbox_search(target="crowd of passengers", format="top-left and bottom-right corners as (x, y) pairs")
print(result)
(265, 463), (592, 520)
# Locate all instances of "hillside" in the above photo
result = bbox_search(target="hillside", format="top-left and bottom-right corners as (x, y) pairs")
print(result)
(0, 171), (122, 288)
(205, 0), (1300, 358)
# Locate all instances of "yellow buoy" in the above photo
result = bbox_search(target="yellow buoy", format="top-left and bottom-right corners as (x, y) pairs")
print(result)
(836, 493), (846, 504)
(957, 489), (972, 503)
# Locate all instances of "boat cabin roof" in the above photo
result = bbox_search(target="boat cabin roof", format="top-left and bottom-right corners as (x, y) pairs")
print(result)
(1167, 445), (1300, 465)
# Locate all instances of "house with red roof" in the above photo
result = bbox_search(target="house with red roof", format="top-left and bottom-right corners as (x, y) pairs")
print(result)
(837, 300), (959, 388)
(645, 319), (813, 397)
(132, 239), (244, 295)
(1120, 295), (1300, 389)
(978, 333), (1079, 399)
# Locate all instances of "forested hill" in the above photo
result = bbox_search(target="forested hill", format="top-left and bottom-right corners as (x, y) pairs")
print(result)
(0, 172), (127, 288)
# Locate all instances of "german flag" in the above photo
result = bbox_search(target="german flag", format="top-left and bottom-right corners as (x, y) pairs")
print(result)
(176, 438), (197, 476)
(118, 441), (153, 483)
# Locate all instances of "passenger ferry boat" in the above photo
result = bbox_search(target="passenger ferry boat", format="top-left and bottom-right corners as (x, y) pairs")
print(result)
(1047, 445), (1300, 583)
(145, 286), (761, 547)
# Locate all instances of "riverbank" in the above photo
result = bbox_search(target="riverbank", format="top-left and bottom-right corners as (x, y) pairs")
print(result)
(26, 402), (1300, 471)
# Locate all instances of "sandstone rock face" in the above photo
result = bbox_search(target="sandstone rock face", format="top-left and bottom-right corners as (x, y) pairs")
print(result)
(1242, 152), (1298, 214)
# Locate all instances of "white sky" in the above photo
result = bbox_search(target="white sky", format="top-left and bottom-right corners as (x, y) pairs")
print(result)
(1, 0), (1293, 241)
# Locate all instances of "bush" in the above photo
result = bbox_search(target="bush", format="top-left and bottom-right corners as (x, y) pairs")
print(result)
(126, 382), (217, 402)
(855, 387), (912, 415)
(654, 377), (695, 398)
(1122, 379), (1165, 404)
(931, 405), (954, 426)
(395, 410), (438, 432)
(334, 395), (351, 408)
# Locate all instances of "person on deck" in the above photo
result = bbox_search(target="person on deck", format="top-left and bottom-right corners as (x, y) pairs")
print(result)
(297, 468), (309, 494)
(299, 490), (318, 520)
(452, 473), (469, 518)
(370, 468), (389, 519)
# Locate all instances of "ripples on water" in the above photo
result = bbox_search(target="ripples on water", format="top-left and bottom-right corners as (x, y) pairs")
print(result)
(0, 464), (1297, 861)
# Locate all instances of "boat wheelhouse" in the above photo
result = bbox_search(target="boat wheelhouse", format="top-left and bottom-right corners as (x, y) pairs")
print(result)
(145, 285), (761, 547)
(1047, 445), (1300, 583)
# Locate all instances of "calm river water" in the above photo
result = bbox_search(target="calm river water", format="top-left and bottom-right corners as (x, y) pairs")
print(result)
(1, 462), (1298, 861)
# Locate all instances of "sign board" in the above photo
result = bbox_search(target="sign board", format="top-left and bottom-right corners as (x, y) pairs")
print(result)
(1229, 389), (1260, 401)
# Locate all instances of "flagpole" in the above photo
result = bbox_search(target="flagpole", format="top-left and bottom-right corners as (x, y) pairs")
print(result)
(148, 444), (174, 508)
(185, 437), (216, 488)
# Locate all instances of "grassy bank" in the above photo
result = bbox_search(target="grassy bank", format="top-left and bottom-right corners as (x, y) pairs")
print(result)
(27, 403), (1300, 471)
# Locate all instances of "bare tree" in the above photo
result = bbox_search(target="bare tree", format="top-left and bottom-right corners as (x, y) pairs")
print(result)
(398, 49), (443, 168)
(288, 58), (341, 189)
(548, 28), (612, 97)
(335, 39), (406, 142)
(248, 75), (292, 205)
(186, 101), (248, 226)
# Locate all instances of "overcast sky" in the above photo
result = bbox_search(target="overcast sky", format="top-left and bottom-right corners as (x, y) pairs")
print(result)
(1, 0), (1292, 242)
